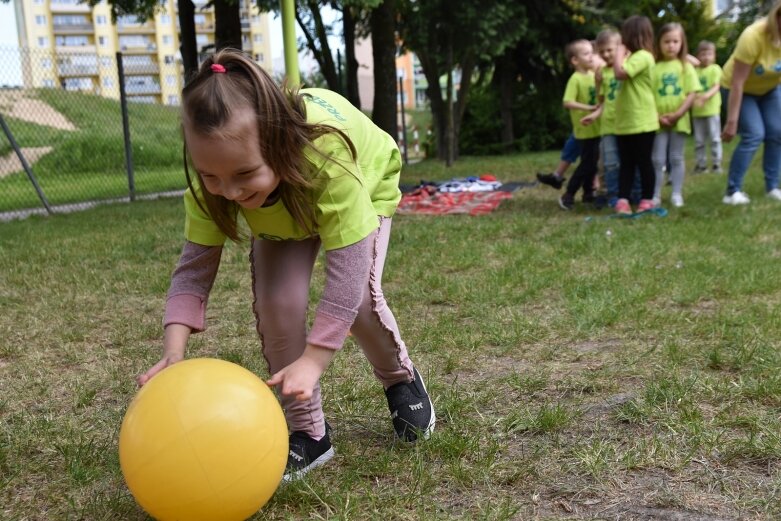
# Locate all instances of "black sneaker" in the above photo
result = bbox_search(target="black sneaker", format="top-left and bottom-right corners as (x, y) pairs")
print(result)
(384, 367), (435, 442)
(283, 422), (335, 482)
(558, 194), (574, 210)
(536, 172), (565, 190)
(582, 191), (596, 204)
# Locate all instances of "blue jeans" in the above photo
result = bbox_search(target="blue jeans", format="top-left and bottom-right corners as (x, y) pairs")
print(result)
(725, 86), (781, 195)
(602, 134), (642, 206)
(560, 133), (581, 163)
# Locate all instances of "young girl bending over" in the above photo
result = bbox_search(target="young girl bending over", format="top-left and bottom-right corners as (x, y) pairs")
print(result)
(651, 23), (702, 208)
(613, 15), (660, 214)
(137, 50), (435, 481)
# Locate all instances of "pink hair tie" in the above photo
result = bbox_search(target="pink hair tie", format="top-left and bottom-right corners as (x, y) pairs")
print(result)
(210, 63), (226, 74)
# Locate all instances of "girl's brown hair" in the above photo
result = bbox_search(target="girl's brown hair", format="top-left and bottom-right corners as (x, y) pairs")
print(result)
(656, 22), (689, 62)
(768, 0), (781, 47)
(621, 15), (655, 54)
(181, 49), (356, 242)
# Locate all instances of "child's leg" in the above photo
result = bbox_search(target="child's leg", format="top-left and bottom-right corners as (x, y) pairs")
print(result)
(652, 130), (670, 202)
(251, 237), (326, 439)
(616, 134), (636, 200)
(559, 133), (581, 175)
(693, 118), (708, 170)
(708, 115), (723, 171)
(579, 137), (600, 198)
(669, 131), (687, 197)
(636, 131), (657, 200)
(350, 218), (414, 387)
(601, 134), (620, 206)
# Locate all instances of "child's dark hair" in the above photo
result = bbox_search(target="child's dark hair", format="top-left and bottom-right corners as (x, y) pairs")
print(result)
(565, 39), (590, 64)
(181, 49), (356, 242)
(697, 40), (716, 53)
(596, 28), (620, 47)
(621, 15), (654, 54)
(656, 22), (688, 61)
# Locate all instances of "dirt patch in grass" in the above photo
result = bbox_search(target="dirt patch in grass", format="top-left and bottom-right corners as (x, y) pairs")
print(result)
(0, 146), (54, 178)
(0, 91), (77, 131)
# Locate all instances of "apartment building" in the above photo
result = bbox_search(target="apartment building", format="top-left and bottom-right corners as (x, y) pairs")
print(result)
(13, 0), (272, 105)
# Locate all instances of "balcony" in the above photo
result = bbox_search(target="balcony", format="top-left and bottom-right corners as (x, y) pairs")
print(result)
(241, 21), (250, 31)
(58, 64), (99, 76)
(52, 23), (94, 34)
(50, 0), (90, 13)
(125, 83), (162, 95)
(120, 43), (158, 54)
(123, 63), (160, 75)
(195, 22), (215, 31)
(55, 44), (97, 54)
(117, 23), (156, 34)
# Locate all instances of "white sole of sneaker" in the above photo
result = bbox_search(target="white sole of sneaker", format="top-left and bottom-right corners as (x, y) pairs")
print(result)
(417, 373), (436, 440)
(282, 447), (335, 482)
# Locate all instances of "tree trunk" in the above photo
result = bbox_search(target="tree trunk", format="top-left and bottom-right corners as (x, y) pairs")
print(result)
(452, 51), (476, 161)
(444, 35), (454, 167)
(416, 49), (446, 160)
(369, 0), (397, 139)
(494, 47), (517, 150)
(295, 3), (339, 90)
(214, 0), (242, 51)
(177, 0), (198, 84)
(343, 5), (360, 109)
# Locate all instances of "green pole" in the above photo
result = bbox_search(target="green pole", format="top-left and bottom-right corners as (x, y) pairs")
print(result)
(280, 0), (300, 86)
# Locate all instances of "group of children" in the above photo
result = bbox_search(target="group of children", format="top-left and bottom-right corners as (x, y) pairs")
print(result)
(538, 16), (723, 213)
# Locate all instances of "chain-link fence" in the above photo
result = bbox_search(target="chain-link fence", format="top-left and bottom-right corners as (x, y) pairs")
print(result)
(0, 46), (186, 220)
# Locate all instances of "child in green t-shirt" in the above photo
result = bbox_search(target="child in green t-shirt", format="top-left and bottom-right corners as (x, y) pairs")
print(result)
(651, 22), (702, 208)
(692, 40), (723, 174)
(558, 39), (601, 210)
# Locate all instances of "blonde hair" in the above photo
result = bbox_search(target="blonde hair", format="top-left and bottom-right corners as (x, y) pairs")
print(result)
(565, 39), (591, 64)
(767, 0), (781, 47)
(181, 49), (356, 242)
(596, 29), (620, 48)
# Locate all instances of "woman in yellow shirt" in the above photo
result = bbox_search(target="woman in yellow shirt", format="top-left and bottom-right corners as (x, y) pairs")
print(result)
(721, 0), (781, 205)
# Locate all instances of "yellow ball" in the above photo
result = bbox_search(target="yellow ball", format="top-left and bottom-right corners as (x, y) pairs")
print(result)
(119, 358), (288, 521)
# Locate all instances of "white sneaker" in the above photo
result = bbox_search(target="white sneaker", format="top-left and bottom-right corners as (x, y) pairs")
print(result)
(767, 188), (781, 201)
(671, 193), (684, 207)
(723, 191), (750, 205)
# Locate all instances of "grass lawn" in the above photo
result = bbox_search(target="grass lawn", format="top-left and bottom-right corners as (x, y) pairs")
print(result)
(1, 147), (781, 520)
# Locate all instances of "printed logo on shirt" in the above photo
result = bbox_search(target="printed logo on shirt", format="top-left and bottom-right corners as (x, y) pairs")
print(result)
(588, 86), (597, 106)
(607, 78), (620, 101)
(658, 73), (682, 96)
(699, 75), (709, 90)
(755, 65), (765, 76)
(309, 94), (347, 122)
(774, 60), (781, 73)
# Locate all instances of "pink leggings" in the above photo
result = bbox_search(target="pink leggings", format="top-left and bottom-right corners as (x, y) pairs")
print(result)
(250, 217), (413, 438)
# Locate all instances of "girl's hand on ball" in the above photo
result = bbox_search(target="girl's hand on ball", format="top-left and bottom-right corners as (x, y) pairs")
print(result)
(267, 345), (335, 401)
(137, 353), (183, 387)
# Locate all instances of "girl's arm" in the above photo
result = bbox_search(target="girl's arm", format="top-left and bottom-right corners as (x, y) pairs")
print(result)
(564, 100), (598, 111)
(665, 92), (697, 123)
(722, 60), (751, 142)
(137, 241), (223, 386)
(581, 101), (603, 126)
(614, 44), (629, 80)
(701, 83), (721, 100)
(267, 232), (374, 401)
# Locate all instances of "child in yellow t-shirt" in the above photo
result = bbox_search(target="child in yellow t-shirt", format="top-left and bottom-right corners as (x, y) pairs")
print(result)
(651, 22), (702, 208)
(692, 40), (723, 174)
(557, 39), (601, 210)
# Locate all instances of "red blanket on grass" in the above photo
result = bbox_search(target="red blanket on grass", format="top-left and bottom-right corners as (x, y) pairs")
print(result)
(397, 186), (513, 216)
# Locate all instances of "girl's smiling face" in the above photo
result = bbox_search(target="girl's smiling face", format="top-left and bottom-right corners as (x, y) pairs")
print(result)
(659, 29), (683, 60)
(184, 110), (280, 209)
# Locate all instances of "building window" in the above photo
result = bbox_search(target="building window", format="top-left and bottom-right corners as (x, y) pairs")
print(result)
(56, 35), (90, 46)
(255, 53), (263, 63)
(166, 74), (176, 86)
(252, 15), (259, 24)
(103, 77), (114, 88)
(164, 55), (175, 64)
(34, 0), (45, 4)
(253, 34), (263, 43)
(100, 56), (112, 67)
(35, 15), (47, 25)
(37, 37), (49, 48)
(40, 57), (51, 69)
(162, 35), (172, 45)
(42, 79), (55, 87)
(168, 95), (179, 105)
(96, 15), (107, 25)
(160, 14), (170, 24)
(99, 36), (107, 47)
(194, 14), (206, 25)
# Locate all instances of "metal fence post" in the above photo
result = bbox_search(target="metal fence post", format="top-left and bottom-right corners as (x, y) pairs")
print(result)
(116, 52), (135, 201)
(0, 114), (53, 215)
